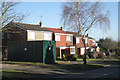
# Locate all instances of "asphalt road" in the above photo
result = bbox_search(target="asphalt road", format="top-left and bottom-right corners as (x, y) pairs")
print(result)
(53, 65), (120, 78)
(2, 63), (120, 79)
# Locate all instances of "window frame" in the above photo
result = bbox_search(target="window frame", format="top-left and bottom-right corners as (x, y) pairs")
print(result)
(55, 35), (60, 41)
(66, 35), (71, 42)
(85, 38), (88, 43)
(28, 30), (35, 40)
(76, 37), (80, 43)
(92, 40), (95, 45)
(71, 48), (75, 54)
(44, 32), (51, 40)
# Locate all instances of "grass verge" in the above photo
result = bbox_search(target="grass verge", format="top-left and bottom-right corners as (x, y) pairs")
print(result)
(2, 70), (34, 78)
(2, 61), (46, 65)
(77, 58), (103, 61)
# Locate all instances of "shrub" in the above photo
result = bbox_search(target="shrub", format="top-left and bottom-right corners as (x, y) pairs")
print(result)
(65, 54), (78, 61)
(82, 54), (89, 59)
(72, 54), (78, 58)
(97, 52), (106, 59)
(56, 57), (62, 60)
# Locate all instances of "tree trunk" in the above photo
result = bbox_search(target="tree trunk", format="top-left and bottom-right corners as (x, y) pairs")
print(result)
(82, 38), (87, 64)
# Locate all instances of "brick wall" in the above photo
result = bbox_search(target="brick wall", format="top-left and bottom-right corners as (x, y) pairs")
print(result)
(88, 39), (96, 47)
(56, 35), (73, 47)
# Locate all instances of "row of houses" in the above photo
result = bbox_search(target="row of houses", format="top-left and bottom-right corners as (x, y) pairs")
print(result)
(2, 21), (99, 60)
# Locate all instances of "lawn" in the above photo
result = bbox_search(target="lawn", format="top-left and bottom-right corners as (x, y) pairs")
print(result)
(77, 58), (103, 61)
(2, 61), (46, 65)
(2, 70), (35, 78)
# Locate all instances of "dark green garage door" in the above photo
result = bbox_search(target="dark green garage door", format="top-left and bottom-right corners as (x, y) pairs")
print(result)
(8, 41), (56, 63)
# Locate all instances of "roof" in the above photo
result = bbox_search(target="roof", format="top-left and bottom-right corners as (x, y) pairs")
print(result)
(67, 31), (94, 39)
(8, 22), (53, 32)
(44, 27), (71, 34)
(67, 32), (81, 37)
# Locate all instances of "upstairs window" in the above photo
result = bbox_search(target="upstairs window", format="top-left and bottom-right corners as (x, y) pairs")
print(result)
(44, 33), (51, 40)
(55, 35), (60, 41)
(92, 40), (95, 45)
(76, 37), (79, 43)
(28, 30), (35, 40)
(66, 36), (71, 41)
(85, 38), (87, 43)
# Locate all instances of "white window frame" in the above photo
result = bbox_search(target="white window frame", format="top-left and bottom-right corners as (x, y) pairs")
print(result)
(66, 36), (71, 41)
(28, 30), (35, 40)
(76, 37), (80, 43)
(85, 38), (88, 43)
(44, 32), (51, 40)
(92, 40), (95, 45)
(71, 48), (75, 54)
(55, 35), (60, 41)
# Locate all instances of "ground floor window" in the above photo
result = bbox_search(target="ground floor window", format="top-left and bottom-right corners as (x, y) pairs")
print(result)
(71, 48), (75, 54)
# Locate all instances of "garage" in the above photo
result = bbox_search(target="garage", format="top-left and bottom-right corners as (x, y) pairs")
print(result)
(7, 41), (56, 64)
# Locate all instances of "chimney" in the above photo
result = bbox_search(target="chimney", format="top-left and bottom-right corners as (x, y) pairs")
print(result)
(39, 21), (43, 28)
(60, 27), (63, 30)
(87, 33), (89, 37)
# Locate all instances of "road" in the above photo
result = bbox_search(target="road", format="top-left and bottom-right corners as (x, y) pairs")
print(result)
(2, 63), (120, 78)
(53, 65), (120, 78)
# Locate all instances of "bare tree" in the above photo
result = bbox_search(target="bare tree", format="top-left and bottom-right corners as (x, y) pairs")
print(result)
(61, 2), (110, 64)
(0, 1), (29, 32)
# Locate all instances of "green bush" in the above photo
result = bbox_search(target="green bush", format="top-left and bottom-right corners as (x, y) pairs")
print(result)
(56, 57), (63, 61)
(72, 54), (78, 58)
(65, 54), (78, 61)
(97, 53), (106, 59)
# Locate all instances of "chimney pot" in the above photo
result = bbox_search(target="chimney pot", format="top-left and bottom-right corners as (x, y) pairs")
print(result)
(39, 21), (43, 28)
(60, 27), (63, 30)
(87, 33), (88, 37)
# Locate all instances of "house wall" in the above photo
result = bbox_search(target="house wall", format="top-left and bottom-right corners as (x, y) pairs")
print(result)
(75, 37), (96, 47)
(55, 34), (73, 47)
(88, 39), (96, 47)
(74, 37), (97, 56)
(75, 37), (84, 47)
(2, 30), (27, 47)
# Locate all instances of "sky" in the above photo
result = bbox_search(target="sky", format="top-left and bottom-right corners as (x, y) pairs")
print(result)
(14, 2), (118, 41)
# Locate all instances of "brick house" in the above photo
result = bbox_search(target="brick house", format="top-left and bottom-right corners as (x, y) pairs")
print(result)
(2, 22), (53, 60)
(2, 22), (76, 60)
(2, 21), (99, 60)
(44, 27), (75, 59)
(67, 32), (99, 57)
